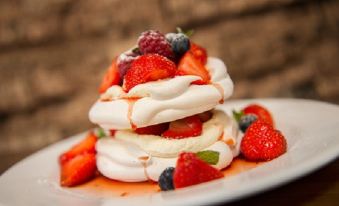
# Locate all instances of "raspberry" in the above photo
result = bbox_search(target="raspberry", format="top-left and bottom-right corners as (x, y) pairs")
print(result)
(240, 119), (287, 161)
(137, 30), (174, 60)
(117, 50), (140, 79)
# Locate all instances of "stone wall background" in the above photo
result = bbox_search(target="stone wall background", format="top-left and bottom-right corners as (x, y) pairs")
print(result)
(0, 0), (338, 173)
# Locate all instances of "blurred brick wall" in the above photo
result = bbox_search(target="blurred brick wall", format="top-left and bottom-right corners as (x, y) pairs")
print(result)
(0, 0), (338, 172)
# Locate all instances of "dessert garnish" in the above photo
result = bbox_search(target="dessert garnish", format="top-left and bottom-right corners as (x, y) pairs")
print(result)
(58, 28), (287, 192)
(59, 132), (97, 187)
(240, 119), (287, 161)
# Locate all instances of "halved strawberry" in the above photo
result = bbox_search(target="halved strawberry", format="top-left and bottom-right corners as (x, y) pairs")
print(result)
(135, 123), (169, 136)
(60, 153), (97, 187)
(177, 52), (210, 84)
(123, 54), (176, 91)
(162, 115), (202, 139)
(110, 129), (116, 137)
(99, 59), (121, 94)
(189, 42), (207, 65)
(243, 104), (274, 126)
(59, 132), (97, 165)
(197, 110), (213, 122)
(173, 152), (223, 188)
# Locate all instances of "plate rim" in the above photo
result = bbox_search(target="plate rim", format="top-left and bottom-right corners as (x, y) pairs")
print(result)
(1, 98), (339, 206)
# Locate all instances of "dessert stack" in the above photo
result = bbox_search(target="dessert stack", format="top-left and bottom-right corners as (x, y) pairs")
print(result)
(58, 29), (287, 191)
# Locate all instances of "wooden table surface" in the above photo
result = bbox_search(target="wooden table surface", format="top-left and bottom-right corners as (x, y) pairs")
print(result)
(1, 154), (338, 206)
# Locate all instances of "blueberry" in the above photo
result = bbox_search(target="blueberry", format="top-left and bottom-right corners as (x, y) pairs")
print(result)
(239, 114), (258, 133)
(170, 33), (190, 57)
(165, 33), (177, 44)
(158, 167), (175, 191)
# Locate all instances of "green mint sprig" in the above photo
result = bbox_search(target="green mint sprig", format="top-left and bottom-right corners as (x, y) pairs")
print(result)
(176, 27), (194, 37)
(232, 110), (244, 122)
(96, 128), (107, 139)
(196, 150), (220, 165)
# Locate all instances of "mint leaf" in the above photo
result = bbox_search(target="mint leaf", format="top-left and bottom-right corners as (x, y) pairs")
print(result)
(196, 150), (219, 165)
(232, 110), (244, 122)
(176, 27), (183, 33)
(97, 128), (106, 139)
(184, 29), (194, 37)
(176, 27), (194, 37)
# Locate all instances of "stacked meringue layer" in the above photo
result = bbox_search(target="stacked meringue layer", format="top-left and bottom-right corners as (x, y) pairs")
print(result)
(89, 57), (240, 182)
(89, 57), (233, 129)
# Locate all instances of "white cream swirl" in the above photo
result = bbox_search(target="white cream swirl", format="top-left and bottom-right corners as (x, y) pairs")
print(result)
(114, 110), (231, 158)
(96, 111), (241, 182)
(89, 57), (233, 129)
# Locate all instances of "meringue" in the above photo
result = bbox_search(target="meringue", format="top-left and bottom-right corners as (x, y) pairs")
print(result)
(89, 57), (233, 129)
(114, 110), (233, 158)
(90, 55), (239, 183)
(96, 110), (241, 182)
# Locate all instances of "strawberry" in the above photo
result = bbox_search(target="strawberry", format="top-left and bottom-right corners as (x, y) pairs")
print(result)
(123, 54), (176, 91)
(59, 132), (97, 165)
(197, 110), (213, 122)
(162, 115), (202, 139)
(60, 153), (97, 187)
(173, 152), (223, 188)
(135, 123), (169, 136)
(243, 104), (274, 126)
(189, 42), (207, 65)
(99, 59), (121, 94)
(177, 52), (210, 84)
(110, 129), (116, 137)
(240, 119), (287, 161)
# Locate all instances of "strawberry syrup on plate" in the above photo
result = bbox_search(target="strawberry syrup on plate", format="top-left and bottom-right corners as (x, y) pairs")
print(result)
(75, 158), (261, 197)
(211, 83), (225, 104)
(123, 97), (139, 130)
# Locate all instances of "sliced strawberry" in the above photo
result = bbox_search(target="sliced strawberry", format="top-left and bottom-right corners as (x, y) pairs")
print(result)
(110, 129), (116, 137)
(197, 110), (213, 122)
(60, 153), (97, 187)
(173, 152), (223, 189)
(243, 104), (274, 126)
(135, 123), (169, 136)
(162, 115), (202, 139)
(189, 42), (208, 65)
(99, 60), (121, 94)
(59, 132), (97, 165)
(123, 54), (176, 91)
(177, 52), (210, 84)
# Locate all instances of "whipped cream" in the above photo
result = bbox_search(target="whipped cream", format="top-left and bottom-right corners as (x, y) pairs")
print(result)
(96, 110), (241, 182)
(89, 57), (233, 129)
(115, 110), (232, 157)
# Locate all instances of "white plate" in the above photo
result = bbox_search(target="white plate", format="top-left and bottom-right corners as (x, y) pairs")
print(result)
(1, 99), (339, 206)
